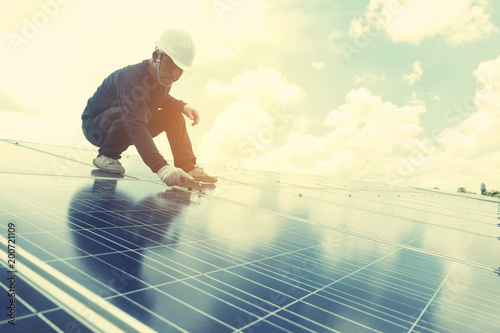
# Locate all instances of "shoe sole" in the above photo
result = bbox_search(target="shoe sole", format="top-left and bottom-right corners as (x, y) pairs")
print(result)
(93, 160), (125, 174)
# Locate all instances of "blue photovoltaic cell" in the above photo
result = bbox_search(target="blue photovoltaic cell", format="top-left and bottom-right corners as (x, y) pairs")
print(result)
(0, 139), (500, 332)
(0, 266), (90, 332)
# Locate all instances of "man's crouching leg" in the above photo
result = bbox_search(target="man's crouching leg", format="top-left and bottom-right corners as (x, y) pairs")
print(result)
(150, 109), (217, 183)
(82, 106), (131, 174)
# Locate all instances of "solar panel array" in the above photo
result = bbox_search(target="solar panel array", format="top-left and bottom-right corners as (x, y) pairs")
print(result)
(0, 138), (499, 332)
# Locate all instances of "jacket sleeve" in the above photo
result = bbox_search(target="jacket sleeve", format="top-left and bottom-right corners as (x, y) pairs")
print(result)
(163, 93), (186, 113)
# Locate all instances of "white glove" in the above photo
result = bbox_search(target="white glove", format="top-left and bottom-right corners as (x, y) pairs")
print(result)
(157, 165), (194, 186)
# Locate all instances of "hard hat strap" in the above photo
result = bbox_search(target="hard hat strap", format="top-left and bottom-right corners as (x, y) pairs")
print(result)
(156, 52), (171, 90)
(155, 51), (181, 90)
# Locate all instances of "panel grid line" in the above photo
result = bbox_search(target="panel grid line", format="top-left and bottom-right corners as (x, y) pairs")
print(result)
(237, 247), (405, 332)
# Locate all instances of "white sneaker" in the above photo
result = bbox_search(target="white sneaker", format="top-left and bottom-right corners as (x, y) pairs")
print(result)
(93, 155), (125, 174)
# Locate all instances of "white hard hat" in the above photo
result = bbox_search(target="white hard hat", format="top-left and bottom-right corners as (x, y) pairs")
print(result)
(154, 29), (196, 72)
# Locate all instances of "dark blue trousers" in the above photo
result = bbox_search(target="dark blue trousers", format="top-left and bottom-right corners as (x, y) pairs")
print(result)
(82, 106), (196, 172)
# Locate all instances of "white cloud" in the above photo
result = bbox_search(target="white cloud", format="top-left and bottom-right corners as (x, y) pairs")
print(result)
(292, 115), (314, 132)
(351, 0), (498, 46)
(245, 60), (500, 192)
(438, 55), (500, 158)
(195, 0), (275, 65)
(197, 100), (274, 159)
(323, 88), (425, 136)
(199, 66), (303, 165)
(408, 92), (425, 105)
(251, 131), (333, 172)
(311, 61), (326, 70)
(210, 0), (273, 40)
(387, 55), (500, 191)
(348, 17), (365, 38)
(402, 60), (423, 85)
(354, 73), (385, 84)
(208, 44), (242, 63)
(328, 30), (341, 42)
(207, 66), (302, 103)
(474, 55), (500, 112)
(251, 88), (427, 179)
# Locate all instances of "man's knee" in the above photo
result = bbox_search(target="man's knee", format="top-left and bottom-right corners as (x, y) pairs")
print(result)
(89, 128), (107, 146)
(82, 107), (125, 144)
(102, 107), (123, 126)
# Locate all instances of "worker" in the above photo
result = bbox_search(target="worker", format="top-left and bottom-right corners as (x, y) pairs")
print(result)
(81, 29), (217, 186)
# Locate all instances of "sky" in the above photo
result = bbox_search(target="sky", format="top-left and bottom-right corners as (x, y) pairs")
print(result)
(1, 0), (500, 193)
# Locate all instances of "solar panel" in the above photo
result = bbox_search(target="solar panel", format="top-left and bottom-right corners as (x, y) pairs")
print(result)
(0, 138), (499, 332)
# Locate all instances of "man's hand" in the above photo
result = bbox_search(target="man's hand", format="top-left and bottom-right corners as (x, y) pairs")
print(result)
(182, 104), (200, 126)
(157, 165), (194, 186)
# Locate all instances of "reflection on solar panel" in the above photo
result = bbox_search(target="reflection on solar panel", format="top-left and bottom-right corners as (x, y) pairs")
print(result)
(0, 138), (499, 332)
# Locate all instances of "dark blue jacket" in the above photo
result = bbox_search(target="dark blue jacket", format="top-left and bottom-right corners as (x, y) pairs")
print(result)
(82, 60), (185, 172)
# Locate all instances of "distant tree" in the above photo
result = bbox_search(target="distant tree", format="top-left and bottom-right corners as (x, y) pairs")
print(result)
(457, 187), (467, 193)
(484, 190), (500, 197)
(481, 182), (486, 195)
(480, 188), (500, 197)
